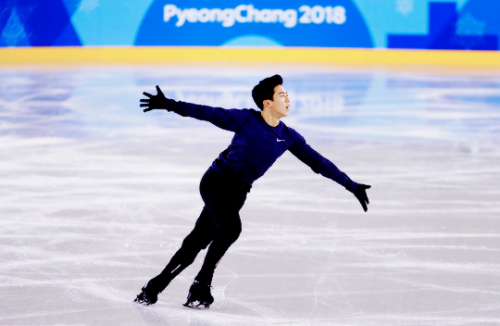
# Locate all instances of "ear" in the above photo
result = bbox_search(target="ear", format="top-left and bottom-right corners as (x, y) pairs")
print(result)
(263, 99), (272, 108)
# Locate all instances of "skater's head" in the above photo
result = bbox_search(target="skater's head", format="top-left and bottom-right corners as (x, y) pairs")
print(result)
(252, 75), (284, 111)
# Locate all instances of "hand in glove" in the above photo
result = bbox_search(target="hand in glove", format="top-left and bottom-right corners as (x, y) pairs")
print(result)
(140, 85), (169, 112)
(354, 184), (371, 212)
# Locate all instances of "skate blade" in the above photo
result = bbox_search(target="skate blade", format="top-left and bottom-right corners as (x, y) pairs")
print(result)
(183, 300), (210, 310)
(134, 294), (153, 306)
(134, 298), (151, 306)
(135, 300), (150, 306)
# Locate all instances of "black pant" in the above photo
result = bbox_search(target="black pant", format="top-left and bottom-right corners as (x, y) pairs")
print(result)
(157, 168), (248, 286)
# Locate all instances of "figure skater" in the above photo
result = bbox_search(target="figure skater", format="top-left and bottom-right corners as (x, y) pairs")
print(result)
(134, 75), (371, 309)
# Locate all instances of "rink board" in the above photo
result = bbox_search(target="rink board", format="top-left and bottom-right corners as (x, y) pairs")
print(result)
(1, 47), (500, 68)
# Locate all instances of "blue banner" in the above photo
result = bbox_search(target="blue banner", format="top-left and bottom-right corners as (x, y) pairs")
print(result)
(0, 0), (498, 50)
(135, 0), (373, 47)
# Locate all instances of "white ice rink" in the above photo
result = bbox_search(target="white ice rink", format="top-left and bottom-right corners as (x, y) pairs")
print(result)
(1, 64), (499, 325)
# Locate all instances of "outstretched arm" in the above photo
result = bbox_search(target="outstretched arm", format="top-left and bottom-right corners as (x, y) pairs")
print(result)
(289, 138), (371, 212)
(140, 85), (247, 132)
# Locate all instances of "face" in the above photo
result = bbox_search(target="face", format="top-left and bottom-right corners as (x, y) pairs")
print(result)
(264, 85), (290, 118)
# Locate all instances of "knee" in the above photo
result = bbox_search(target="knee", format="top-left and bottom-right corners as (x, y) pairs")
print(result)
(221, 221), (242, 243)
(181, 233), (196, 249)
(182, 233), (212, 251)
(230, 223), (242, 241)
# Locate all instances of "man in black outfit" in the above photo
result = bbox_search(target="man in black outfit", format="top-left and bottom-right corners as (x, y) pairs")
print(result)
(135, 75), (371, 309)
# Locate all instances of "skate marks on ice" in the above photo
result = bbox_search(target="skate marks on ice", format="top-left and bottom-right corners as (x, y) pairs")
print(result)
(1, 65), (500, 325)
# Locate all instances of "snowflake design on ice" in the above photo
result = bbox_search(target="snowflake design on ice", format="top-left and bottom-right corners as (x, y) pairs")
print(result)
(455, 12), (486, 36)
(396, 0), (414, 16)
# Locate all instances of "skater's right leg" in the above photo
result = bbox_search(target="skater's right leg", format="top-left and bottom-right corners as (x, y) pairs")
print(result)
(135, 207), (216, 305)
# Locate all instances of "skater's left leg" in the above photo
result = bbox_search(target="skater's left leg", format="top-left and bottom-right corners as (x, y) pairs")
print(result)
(194, 217), (242, 285)
(195, 169), (247, 286)
(183, 170), (247, 308)
(184, 208), (243, 308)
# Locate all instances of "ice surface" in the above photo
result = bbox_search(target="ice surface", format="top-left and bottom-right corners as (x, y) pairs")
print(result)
(0, 64), (499, 325)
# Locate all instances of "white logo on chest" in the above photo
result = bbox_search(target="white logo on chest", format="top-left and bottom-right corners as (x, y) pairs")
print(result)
(276, 138), (285, 142)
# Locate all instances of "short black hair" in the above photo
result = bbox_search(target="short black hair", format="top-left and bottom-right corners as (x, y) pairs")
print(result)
(252, 74), (283, 111)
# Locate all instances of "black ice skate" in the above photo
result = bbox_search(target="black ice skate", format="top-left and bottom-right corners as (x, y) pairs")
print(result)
(134, 275), (171, 306)
(183, 280), (214, 309)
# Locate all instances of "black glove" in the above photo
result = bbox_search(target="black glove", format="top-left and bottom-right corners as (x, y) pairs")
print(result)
(353, 184), (371, 212)
(140, 85), (169, 112)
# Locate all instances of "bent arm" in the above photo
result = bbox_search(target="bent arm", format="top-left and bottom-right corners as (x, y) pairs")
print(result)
(167, 99), (244, 132)
(289, 140), (358, 192)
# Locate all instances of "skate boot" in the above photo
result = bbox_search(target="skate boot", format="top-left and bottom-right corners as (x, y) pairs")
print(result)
(134, 275), (171, 306)
(183, 280), (214, 309)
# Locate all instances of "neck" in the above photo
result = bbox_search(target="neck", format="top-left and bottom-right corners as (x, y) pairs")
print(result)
(261, 109), (280, 127)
